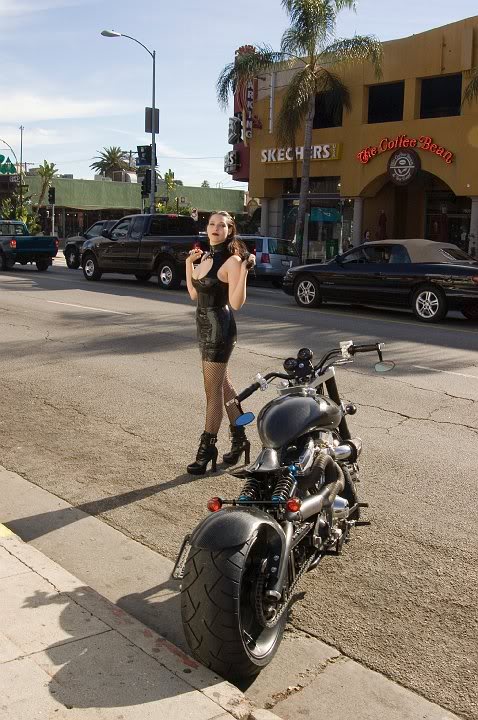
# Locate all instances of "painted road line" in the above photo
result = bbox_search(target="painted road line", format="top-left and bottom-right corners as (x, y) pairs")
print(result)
(412, 365), (478, 380)
(47, 300), (131, 316)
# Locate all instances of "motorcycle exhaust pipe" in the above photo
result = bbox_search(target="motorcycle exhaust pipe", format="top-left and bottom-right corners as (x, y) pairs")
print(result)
(286, 455), (345, 523)
(333, 438), (362, 462)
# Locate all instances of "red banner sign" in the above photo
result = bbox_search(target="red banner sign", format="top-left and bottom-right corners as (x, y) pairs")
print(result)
(357, 135), (454, 165)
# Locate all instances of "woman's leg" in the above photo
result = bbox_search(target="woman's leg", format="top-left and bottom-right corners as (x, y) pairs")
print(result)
(223, 367), (241, 424)
(202, 361), (228, 434)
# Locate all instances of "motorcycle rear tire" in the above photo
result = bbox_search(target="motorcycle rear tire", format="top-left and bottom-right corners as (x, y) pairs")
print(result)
(181, 536), (287, 680)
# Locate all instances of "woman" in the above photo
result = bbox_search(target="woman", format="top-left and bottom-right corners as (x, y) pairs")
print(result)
(185, 211), (255, 475)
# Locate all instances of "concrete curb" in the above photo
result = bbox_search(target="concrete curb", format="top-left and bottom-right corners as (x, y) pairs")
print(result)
(0, 525), (282, 720)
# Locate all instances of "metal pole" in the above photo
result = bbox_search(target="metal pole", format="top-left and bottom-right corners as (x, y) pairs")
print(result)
(52, 203), (55, 236)
(150, 50), (156, 215)
(19, 126), (24, 214)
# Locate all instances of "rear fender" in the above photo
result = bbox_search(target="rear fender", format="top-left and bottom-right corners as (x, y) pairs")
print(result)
(190, 506), (285, 556)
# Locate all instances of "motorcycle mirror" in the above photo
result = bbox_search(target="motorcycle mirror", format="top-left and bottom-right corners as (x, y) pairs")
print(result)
(235, 412), (255, 427)
(375, 360), (395, 373)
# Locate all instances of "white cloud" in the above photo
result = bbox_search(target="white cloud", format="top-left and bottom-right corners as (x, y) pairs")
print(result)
(0, 126), (72, 148)
(0, 92), (126, 122)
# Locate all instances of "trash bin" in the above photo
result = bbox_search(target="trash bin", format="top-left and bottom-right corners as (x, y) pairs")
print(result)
(325, 237), (339, 259)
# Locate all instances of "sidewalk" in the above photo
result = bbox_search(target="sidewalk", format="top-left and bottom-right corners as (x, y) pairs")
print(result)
(0, 467), (464, 720)
(0, 524), (277, 720)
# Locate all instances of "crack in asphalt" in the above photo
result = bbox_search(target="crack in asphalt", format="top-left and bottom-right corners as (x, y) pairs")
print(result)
(356, 401), (478, 434)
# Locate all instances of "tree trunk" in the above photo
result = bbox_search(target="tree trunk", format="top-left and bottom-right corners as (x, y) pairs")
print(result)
(295, 94), (315, 263)
(291, 135), (298, 193)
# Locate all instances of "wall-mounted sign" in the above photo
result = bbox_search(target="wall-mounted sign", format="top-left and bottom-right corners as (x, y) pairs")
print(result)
(0, 155), (16, 174)
(244, 80), (254, 140)
(387, 149), (421, 185)
(224, 151), (240, 174)
(261, 144), (342, 163)
(357, 135), (454, 165)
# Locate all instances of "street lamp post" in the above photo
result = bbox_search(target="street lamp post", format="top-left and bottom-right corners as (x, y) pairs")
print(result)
(101, 30), (156, 215)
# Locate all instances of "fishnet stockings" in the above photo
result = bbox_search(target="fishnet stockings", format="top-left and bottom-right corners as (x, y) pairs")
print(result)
(202, 362), (241, 434)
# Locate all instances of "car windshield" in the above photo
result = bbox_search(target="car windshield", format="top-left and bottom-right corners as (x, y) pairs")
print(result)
(0, 222), (28, 236)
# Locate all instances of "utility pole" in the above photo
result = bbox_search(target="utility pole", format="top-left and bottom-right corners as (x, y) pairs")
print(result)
(19, 126), (24, 214)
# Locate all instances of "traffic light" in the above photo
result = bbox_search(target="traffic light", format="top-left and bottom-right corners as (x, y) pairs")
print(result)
(137, 145), (152, 166)
(141, 169), (157, 198)
(48, 187), (56, 204)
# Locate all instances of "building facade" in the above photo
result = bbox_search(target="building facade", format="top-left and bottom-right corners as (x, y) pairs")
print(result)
(21, 176), (245, 238)
(226, 16), (478, 260)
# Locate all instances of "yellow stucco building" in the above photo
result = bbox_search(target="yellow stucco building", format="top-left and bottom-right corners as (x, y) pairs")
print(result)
(229, 15), (478, 260)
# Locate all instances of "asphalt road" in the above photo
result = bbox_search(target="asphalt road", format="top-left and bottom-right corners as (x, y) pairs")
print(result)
(1, 258), (477, 719)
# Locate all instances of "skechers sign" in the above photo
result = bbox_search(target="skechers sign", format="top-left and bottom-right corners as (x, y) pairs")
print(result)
(261, 144), (342, 163)
(357, 135), (454, 165)
(0, 155), (16, 174)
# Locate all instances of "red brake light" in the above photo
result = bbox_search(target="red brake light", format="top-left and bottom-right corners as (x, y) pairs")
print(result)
(207, 497), (223, 513)
(472, 276), (478, 285)
(9, 238), (17, 249)
(286, 497), (302, 513)
(54, 239), (59, 249)
(260, 253), (270, 264)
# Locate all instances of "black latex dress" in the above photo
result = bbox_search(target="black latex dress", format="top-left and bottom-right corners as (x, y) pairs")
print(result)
(192, 241), (237, 362)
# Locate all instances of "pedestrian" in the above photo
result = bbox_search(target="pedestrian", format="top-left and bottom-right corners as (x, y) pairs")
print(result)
(362, 229), (371, 243)
(185, 211), (255, 475)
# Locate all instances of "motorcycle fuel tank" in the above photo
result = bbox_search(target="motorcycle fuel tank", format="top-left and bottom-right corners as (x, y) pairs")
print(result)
(257, 394), (342, 449)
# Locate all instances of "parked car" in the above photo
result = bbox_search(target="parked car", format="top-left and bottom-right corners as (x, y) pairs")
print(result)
(282, 238), (478, 322)
(239, 235), (300, 286)
(63, 220), (119, 269)
(0, 220), (58, 272)
(81, 213), (205, 288)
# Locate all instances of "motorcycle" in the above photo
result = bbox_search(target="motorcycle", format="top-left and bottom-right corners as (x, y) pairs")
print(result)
(173, 340), (394, 681)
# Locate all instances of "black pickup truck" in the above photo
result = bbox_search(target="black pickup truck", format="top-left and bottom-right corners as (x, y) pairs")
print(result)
(0, 220), (58, 271)
(81, 213), (206, 289)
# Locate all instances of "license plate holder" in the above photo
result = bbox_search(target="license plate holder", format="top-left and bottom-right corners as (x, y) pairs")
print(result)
(172, 534), (191, 579)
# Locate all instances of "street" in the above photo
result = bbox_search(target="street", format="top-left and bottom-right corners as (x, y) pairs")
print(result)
(1, 257), (477, 720)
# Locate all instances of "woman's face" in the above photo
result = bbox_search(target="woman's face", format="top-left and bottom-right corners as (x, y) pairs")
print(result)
(207, 214), (230, 244)
(365, 231), (371, 240)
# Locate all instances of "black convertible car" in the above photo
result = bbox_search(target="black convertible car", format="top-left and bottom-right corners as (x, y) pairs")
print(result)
(282, 239), (478, 322)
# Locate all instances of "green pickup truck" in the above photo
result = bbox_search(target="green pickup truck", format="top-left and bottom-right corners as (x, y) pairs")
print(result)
(0, 220), (59, 271)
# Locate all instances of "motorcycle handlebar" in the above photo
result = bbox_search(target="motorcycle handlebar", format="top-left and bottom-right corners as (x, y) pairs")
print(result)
(350, 342), (382, 355)
(236, 382), (261, 402)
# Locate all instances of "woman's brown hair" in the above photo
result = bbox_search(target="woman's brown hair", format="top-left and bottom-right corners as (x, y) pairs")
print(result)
(209, 211), (248, 259)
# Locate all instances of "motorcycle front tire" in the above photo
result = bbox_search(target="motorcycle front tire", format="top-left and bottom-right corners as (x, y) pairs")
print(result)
(181, 535), (287, 680)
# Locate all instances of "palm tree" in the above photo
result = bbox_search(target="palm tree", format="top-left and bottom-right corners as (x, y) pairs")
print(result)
(90, 146), (131, 179)
(35, 161), (57, 219)
(462, 68), (478, 106)
(217, 0), (382, 260)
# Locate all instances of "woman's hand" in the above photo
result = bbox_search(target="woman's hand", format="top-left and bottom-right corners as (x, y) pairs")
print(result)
(187, 247), (203, 265)
(242, 252), (256, 272)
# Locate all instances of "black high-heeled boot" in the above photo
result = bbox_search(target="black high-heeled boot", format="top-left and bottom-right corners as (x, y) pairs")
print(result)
(187, 432), (218, 475)
(222, 425), (251, 465)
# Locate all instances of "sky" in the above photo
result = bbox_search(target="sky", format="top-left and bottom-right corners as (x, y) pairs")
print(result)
(1, 0), (477, 190)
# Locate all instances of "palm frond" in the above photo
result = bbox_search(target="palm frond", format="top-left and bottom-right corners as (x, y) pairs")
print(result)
(216, 45), (284, 109)
(281, 0), (336, 52)
(275, 66), (316, 145)
(463, 67), (478, 106)
(320, 35), (383, 79)
(314, 68), (352, 122)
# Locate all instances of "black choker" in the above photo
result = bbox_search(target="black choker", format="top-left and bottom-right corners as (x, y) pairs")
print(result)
(209, 240), (228, 256)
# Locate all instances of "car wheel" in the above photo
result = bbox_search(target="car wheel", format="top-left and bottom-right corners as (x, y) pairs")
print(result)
(36, 258), (50, 272)
(65, 247), (80, 269)
(157, 260), (181, 290)
(82, 253), (102, 281)
(135, 272), (152, 282)
(411, 285), (447, 322)
(294, 276), (322, 308)
(461, 302), (478, 321)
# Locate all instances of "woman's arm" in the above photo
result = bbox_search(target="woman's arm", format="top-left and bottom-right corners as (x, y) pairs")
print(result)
(226, 255), (253, 310)
(185, 250), (201, 301)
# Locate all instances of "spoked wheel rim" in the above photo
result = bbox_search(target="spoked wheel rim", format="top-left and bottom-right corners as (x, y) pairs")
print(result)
(160, 266), (173, 286)
(415, 290), (440, 319)
(239, 541), (286, 661)
(84, 258), (95, 278)
(297, 280), (316, 305)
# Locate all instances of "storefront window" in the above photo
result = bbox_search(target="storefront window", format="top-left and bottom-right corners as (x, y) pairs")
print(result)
(425, 193), (471, 250)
